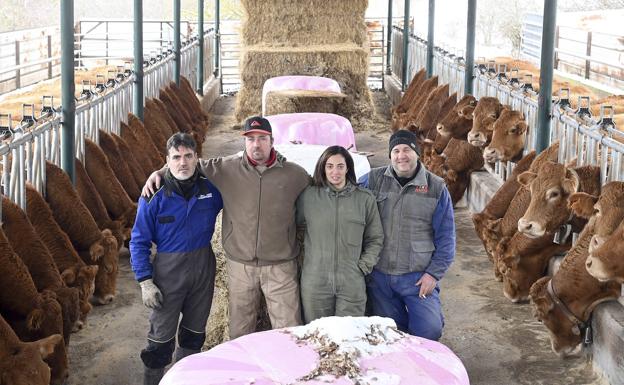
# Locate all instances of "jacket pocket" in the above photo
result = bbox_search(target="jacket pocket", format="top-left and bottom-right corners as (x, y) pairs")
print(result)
(409, 240), (435, 271)
(345, 219), (366, 247)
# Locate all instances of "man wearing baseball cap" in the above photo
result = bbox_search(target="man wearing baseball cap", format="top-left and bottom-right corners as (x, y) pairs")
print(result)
(359, 129), (455, 341)
(143, 116), (310, 339)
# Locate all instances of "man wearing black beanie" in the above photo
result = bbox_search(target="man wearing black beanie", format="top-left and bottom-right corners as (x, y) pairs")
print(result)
(359, 129), (456, 341)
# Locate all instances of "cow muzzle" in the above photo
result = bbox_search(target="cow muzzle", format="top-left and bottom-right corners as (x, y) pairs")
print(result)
(517, 218), (545, 238)
(585, 255), (610, 282)
(482, 146), (499, 163)
(467, 131), (487, 147)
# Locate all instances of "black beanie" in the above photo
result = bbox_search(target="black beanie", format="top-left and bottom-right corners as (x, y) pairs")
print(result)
(389, 130), (420, 157)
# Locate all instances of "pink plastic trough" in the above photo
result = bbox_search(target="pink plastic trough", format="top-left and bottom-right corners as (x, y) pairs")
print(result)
(266, 112), (356, 150)
(261, 75), (342, 115)
(161, 317), (470, 385)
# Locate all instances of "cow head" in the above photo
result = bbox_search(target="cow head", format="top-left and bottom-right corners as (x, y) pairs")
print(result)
(0, 332), (62, 385)
(585, 182), (624, 253)
(517, 162), (579, 238)
(467, 97), (503, 147)
(529, 277), (584, 356)
(482, 108), (527, 162)
(92, 231), (119, 305)
(586, 219), (624, 283)
(436, 95), (476, 138)
(496, 237), (531, 302)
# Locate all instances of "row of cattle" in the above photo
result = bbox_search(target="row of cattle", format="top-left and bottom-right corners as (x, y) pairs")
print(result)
(473, 143), (624, 357)
(0, 76), (208, 385)
(393, 68), (624, 357)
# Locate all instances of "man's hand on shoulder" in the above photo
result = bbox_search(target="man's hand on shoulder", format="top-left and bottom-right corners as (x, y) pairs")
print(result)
(142, 170), (164, 197)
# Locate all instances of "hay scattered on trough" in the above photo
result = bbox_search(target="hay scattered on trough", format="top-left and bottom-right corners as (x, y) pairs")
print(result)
(240, 0), (368, 47)
(264, 90), (346, 116)
(235, 44), (373, 126)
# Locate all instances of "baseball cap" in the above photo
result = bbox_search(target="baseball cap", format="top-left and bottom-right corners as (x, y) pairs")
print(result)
(242, 116), (272, 136)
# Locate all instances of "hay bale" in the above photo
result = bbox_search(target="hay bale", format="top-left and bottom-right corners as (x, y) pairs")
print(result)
(264, 90), (346, 116)
(235, 44), (373, 129)
(240, 0), (368, 47)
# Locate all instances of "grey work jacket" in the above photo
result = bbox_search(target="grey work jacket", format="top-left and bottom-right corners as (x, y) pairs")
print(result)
(368, 165), (446, 275)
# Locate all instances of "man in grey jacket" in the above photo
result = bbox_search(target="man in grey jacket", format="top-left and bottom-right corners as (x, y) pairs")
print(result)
(359, 130), (455, 341)
(143, 116), (310, 339)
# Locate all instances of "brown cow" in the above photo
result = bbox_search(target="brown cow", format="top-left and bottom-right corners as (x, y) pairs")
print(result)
(97, 129), (142, 201)
(498, 232), (570, 303)
(84, 139), (137, 229)
(436, 94), (477, 139)
(517, 162), (601, 239)
(395, 75), (439, 131)
(127, 113), (165, 169)
(392, 69), (426, 116)
(120, 121), (154, 177)
(152, 98), (180, 134)
(159, 86), (194, 134)
(0, 229), (68, 385)
(472, 151), (537, 257)
(145, 98), (176, 144)
(25, 184), (98, 325)
(583, 182), (624, 282)
(45, 161), (106, 262)
(408, 84), (449, 135)
(467, 96), (503, 147)
(529, 185), (623, 356)
(179, 76), (210, 122)
(483, 108), (528, 163)
(111, 132), (150, 189)
(2, 196), (80, 342)
(0, 313), (63, 385)
(75, 158), (126, 248)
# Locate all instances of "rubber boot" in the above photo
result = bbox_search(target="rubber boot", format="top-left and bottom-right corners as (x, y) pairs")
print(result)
(174, 347), (200, 363)
(143, 366), (164, 385)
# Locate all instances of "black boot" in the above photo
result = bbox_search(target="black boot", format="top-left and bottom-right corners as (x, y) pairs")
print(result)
(143, 366), (164, 385)
(174, 347), (200, 363)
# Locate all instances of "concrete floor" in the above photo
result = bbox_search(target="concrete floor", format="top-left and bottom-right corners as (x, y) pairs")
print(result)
(66, 93), (607, 385)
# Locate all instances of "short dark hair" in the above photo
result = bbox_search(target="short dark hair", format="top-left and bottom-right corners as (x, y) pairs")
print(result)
(312, 145), (357, 187)
(166, 132), (197, 154)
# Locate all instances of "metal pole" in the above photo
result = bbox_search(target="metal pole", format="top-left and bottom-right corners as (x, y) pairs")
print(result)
(61, 0), (75, 183)
(385, 0), (392, 75)
(197, 0), (204, 95)
(133, 0), (144, 121)
(401, 0), (410, 91)
(215, 0), (221, 93)
(464, 0), (476, 95)
(535, 0), (557, 153)
(174, 0), (181, 86)
(426, 0), (435, 78)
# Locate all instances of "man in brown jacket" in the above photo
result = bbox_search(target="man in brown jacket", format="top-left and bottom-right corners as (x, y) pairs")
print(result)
(143, 116), (310, 339)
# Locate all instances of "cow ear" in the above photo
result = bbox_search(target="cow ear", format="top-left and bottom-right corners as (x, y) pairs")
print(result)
(36, 334), (62, 359)
(61, 269), (76, 285)
(510, 121), (528, 135)
(517, 171), (537, 187)
(562, 168), (580, 195)
(568, 192), (598, 219)
(486, 217), (503, 232)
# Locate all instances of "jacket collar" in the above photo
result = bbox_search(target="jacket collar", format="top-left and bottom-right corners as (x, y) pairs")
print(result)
(383, 161), (428, 188)
(242, 148), (284, 170)
(324, 181), (356, 197)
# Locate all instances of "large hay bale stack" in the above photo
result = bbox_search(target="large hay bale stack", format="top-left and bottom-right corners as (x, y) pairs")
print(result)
(264, 90), (346, 116)
(235, 0), (373, 130)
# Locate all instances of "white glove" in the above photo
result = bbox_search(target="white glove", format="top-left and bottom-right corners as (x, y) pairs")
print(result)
(140, 279), (163, 309)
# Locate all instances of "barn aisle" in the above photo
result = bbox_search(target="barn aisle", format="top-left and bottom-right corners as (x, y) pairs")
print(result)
(67, 92), (606, 385)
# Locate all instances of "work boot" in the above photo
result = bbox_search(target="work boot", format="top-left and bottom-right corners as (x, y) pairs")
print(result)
(143, 366), (164, 385)
(174, 347), (200, 363)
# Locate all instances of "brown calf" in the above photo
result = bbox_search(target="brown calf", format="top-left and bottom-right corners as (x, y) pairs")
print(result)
(0, 313), (62, 385)
(467, 96), (503, 147)
(517, 162), (601, 239)
(0, 229), (68, 385)
(483, 108), (528, 163)
(436, 94), (477, 139)
(2, 196), (80, 342)
(25, 184), (98, 326)
(127, 113), (165, 169)
(97, 130), (142, 201)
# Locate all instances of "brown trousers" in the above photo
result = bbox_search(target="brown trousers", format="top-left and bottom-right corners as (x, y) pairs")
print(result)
(226, 259), (301, 339)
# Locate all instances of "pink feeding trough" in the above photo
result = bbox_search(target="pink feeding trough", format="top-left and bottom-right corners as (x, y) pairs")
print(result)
(160, 316), (470, 385)
(266, 112), (357, 151)
(261, 75), (342, 115)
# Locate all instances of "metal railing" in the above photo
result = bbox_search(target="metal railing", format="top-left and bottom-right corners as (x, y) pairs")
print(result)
(390, 26), (623, 186)
(1, 29), (215, 212)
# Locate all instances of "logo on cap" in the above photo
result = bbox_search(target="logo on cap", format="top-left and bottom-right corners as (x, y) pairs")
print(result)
(251, 120), (261, 127)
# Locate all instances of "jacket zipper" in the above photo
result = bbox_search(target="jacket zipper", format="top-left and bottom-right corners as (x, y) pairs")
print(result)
(255, 174), (262, 264)
(333, 191), (339, 295)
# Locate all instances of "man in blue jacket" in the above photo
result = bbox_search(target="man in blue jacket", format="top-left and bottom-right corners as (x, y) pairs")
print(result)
(359, 130), (455, 341)
(130, 133), (223, 385)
